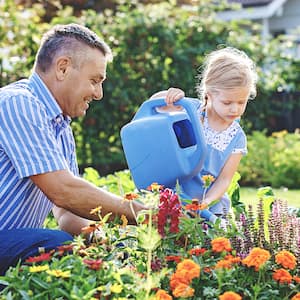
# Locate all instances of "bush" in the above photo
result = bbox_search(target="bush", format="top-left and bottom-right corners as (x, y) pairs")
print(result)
(1, 0), (300, 174)
(239, 130), (300, 188)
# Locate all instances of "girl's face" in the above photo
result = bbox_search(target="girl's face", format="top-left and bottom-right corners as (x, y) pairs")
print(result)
(207, 87), (250, 126)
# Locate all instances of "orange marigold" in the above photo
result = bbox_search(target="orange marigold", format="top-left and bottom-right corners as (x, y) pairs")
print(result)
(242, 247), (270, 271)
(291, 293), (300, 300)
(294, 276), (300, 284)
(176, 259), (200, 281)
(275, 250), (297, 270)
(273, 268), (293, 284)
(211, 237), (232, 253)
(155, 289), (173, 300)
(219, 291), (242, 300)
(172, 283), (195, 298)
(170, 272), (190, 290)
(215, 259), (234, 270)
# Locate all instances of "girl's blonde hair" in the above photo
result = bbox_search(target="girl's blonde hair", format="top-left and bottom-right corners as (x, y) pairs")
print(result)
(196, 47), (258, 107)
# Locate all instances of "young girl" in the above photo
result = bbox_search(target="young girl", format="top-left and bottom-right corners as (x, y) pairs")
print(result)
(151, 47), (258, 223)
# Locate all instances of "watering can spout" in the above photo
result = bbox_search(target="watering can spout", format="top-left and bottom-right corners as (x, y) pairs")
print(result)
(120, 97), (207, 190)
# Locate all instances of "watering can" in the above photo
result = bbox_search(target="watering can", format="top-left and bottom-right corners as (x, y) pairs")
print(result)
(120, 97), (207, 190)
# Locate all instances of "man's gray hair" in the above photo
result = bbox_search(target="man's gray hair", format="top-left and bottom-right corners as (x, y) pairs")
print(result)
(35, 23), (112, 73)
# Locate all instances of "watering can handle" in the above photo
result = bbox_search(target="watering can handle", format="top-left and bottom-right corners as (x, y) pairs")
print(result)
(132, 97), (206, 172)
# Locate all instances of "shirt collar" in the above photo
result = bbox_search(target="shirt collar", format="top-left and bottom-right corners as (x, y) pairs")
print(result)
(28, 72), (71, 124)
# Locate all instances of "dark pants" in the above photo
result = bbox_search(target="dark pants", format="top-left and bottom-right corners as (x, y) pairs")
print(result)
(0, 228), (73, 276)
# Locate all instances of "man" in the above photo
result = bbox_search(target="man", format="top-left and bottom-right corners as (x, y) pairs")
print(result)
(0, 23), (145, 274)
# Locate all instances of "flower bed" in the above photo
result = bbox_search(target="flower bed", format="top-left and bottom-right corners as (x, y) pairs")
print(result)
(0, 183), (299, 299)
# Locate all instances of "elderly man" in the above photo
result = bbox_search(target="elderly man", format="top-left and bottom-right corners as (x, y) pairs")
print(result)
(0, 23), (145, 274)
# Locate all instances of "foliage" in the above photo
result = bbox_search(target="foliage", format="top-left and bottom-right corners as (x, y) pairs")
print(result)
(1, 0), (300, 173)
(0, 180), (299, 299)
(239, 130), (300, 188)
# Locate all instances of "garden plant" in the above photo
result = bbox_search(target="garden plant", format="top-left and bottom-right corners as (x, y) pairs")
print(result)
(0, 170), (299, 300)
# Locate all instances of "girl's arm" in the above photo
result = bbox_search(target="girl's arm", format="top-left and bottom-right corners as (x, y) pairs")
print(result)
(202, 153), (243, 205)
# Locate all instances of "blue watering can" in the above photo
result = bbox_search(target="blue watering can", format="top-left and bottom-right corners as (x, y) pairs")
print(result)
(120, 97), (207, 190)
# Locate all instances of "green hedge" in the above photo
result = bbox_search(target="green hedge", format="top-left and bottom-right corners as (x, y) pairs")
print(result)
(1, 0), (300, 176)
(239, 130), (300, 188)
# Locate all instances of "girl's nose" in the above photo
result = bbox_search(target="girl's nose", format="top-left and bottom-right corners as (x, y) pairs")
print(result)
(230, 103), (238, 113)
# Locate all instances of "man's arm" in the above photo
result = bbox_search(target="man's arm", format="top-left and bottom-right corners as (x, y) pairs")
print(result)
(30, 169), (144, 224)
(52, 205), (91, 236)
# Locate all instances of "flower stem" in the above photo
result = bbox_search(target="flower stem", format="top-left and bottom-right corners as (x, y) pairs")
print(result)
(146, 209), (153, 298)
(129, 201), (137, 223)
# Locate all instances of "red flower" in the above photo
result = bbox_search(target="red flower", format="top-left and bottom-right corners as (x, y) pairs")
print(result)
(189, 248), (207, 256)
(165, 255), (182, 263)
(157, 188), (181, 236)
(56, 244), (74, 256)
(25, 252), (52, 263)
(83, 259), (103, 270)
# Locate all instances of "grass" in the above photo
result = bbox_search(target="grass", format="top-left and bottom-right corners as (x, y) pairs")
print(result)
(240, 186), (300, 208)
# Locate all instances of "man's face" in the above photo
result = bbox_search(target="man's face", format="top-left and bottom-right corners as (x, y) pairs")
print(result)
(60, 47), (107, 118)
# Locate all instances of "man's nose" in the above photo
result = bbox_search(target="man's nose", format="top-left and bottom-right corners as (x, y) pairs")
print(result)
(93, 84), (103, 101)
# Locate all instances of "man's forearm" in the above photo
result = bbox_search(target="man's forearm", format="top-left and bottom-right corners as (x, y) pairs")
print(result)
(31, 170), (145, 224)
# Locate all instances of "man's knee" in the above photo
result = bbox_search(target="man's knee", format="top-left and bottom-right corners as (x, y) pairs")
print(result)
(0, 228), (73, 276)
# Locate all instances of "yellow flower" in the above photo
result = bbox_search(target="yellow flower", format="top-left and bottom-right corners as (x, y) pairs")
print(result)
(46, 269), (71, 278)
(271, 130), (288, 138)
(147, 182), (163, 192)
(29, 265), (49, 273)
(90, 206), (102, 215)
(110, 283), (123, 294)
(120, 214), (128, 227)
(201, 175), (215, 188)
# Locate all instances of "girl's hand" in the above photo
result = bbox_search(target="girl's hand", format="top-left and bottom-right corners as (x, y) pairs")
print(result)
(165, 87), (185, 105)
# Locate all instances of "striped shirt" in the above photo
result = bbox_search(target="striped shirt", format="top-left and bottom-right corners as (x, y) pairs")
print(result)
(0, 72), (79, 230)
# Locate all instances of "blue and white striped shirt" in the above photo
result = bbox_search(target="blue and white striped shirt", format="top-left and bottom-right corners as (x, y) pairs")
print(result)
(0, 72), (79, 229)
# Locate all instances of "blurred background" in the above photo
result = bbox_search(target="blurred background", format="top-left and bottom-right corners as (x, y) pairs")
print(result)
(1, 0), (300, 189)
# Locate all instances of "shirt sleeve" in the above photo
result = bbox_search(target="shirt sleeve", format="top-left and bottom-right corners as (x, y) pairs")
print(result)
(232, 129), (247, 155)
(0, 92), (68, 179)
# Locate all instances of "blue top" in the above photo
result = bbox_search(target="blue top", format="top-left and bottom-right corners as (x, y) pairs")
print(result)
(181, 99), (247, 215)
(0, 72), (78, 230)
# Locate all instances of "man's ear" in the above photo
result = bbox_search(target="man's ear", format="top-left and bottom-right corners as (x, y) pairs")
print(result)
(55, 56), (72, 80)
